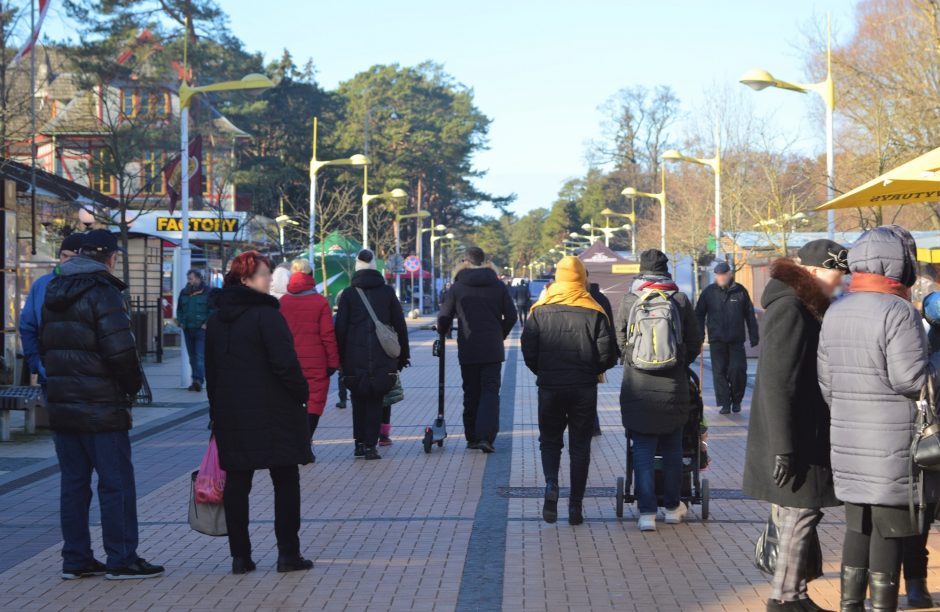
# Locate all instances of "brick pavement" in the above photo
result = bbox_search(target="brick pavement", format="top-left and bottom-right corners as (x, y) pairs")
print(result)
(1, 324), (939, 611)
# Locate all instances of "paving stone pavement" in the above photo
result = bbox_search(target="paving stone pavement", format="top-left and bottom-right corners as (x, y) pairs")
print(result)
(1, 324), (939, 611)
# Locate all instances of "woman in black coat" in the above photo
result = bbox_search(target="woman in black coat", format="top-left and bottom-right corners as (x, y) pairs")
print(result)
(334, 250), (409, 460)
(205, 251), (313, 575)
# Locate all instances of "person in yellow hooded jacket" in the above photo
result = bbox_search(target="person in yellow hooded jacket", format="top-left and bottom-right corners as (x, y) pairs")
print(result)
(521, 256), (616, 525)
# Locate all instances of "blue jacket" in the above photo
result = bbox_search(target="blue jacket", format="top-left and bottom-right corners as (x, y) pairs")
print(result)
(19, 270), (56, 383)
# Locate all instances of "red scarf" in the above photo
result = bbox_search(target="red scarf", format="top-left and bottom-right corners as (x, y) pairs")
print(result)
(848, 271), (911, 300)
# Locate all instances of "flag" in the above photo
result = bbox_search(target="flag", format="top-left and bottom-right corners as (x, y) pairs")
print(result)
(164, 136), (203, 214)
(13, 0), (52, 65)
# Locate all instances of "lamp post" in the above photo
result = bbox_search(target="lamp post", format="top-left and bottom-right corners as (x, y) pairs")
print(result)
(622, 169), (668, 253)
(581, 209), (634, 248)
(361, 166), (407, 250)
(663, 127), (721, 258)
(176, 72), (274, 388)
(740, 15), (835, 239)
(393, 208), (430, 298)
(438, 236), (459, 286)
(424, 224), (447, 308)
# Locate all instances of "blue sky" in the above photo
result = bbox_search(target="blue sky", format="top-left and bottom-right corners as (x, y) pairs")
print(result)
(45, 0), (857, 217)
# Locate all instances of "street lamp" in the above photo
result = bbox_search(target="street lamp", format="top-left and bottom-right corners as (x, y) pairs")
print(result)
(310, 117), (369, 265)
(740, 15), (836, 239)
(622, 169), (668, 253)
(437, 235), (459, 285)
(581, 210), (634, 249)
(663, 129), (721, 258)
(393, 207), (430, 299)
(176, 71), (274, 388)
(424, 224), (447, 308)
(361, 165), (407, 250)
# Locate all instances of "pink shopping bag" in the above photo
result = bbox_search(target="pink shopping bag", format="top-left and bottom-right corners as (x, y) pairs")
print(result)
(194, 435), (226, 504)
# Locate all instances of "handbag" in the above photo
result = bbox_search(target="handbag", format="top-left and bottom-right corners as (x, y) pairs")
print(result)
(753, 505), (823, 581)
(356, 288), (401, 360)
(188, 470), (227, 536)
(383, 374), (404, 407)
(913, 366), (940, 470)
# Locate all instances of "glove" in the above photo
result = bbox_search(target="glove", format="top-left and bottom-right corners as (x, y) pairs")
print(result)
(398, 359), (411, 371)
(773, 454), (794, 488)
(327, 367), (337, 377)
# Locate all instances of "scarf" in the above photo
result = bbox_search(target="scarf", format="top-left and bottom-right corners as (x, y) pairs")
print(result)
(848, 271), (911, 300)
(530, 256), (608, 319)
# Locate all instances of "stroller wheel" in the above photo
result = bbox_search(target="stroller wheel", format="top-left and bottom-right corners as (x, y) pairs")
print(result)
(701, 478), (710, 520)
(423, 429), (433, 454)
(615, 477), (625, 519)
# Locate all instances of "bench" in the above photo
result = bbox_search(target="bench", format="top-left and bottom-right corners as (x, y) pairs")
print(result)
(0, 386), (43, 442)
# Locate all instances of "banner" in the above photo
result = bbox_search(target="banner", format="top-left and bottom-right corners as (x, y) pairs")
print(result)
(164, 136), (203, 214)
(13, 0), (51, 65)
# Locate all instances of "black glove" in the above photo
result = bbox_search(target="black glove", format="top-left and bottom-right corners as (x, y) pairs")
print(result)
(773, 453), (794, 488)
(398, 359), (411, 371)
(327, 367), (337, 377)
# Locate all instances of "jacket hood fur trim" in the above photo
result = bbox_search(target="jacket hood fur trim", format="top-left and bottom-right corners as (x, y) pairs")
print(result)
(769, 258), (831, 320)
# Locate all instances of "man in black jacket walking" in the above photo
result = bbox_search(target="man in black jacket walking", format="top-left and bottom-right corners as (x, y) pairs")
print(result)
(695, 262), (759, 414)
(438, 246), (517, 453)
(40, 230), (164, 580)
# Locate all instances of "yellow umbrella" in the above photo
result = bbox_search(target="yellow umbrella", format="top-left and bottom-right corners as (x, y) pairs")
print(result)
(816, 146), (940, 210)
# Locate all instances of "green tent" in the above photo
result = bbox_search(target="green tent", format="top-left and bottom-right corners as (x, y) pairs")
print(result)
(301, 231), (385, 305)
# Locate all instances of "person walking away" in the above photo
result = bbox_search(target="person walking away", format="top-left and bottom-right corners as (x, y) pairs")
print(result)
(818, 225), (939, 612)
(438, 246), (517, 453)
(20, 232), (84, 387)
(522, 256), (615, 525)
(334, 250), (409, 460)
(279, 259), (340, 463)
(177, 269), (210, 392)
(616, 249), (702, 531)
(514, 279), (532, 327)
(332, 288), (349, 409)
(40, 230), (163, 580)
(695, 261), (759, 414)
(588, 275), (617, 437)
(742, 240), (847, 612)
(206, 251), (314, 574)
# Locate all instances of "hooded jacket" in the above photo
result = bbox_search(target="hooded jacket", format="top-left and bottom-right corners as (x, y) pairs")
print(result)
(615, 273), (702, 435)
(694, 281), (759, 345)
(205, 285), (311, 471)
(20, 269), (56, 383)
(335, 269), (410, 397)
(279, 272), (340, 415)
(743, 258), (839, 508)
(819, 226), (935, 506)
(40, 256), (141, 432)
(437, 263), (517, 365)
(176, 281), (210, 330)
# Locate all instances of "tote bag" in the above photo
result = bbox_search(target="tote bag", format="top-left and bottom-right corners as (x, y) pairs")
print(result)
(188, 470), (227, 536)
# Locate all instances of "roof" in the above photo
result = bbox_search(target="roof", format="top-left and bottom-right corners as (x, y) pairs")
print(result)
(0, 157), (118, 208)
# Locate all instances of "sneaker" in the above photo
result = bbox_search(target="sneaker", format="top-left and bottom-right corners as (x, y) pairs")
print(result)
(543, 481), (559, 524)
(354, 443), (365, 458)
(62, 559), (106, 580)
(192, 381), (202, 392)
(719, 405), (731, 415)
(664, 502), (688, 524)
(378, 434), (393, 447)
(336, 400), (347, 409)
(732, 402), (742, 413)
(105, 558), (165, 580)
(478, 441), (495, 453)
(187, 383), (196, 391)
(638, 514), (657, 532)
(364, 446), (381, 460)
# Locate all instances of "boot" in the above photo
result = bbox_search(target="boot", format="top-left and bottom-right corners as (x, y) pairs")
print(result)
(542, 481), (559, 524)
(568, 500), (583, 526)
(354, 443), (365, 458)
(869, 571), (900, 611)
(378, 424), (393, 447)
(276, 555), (313, 573)
(906, 578), (934, 609)
(363, 446), (381, 460)
(840, 565), (868, 612)
(231, 557), (256, 575)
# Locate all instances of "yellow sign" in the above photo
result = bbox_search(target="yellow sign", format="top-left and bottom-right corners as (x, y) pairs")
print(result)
(156, 217), (239, 234)
(611, 263), (640, 274)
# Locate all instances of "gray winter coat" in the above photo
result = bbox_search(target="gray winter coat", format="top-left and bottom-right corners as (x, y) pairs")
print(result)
(818, 226), (932, 507)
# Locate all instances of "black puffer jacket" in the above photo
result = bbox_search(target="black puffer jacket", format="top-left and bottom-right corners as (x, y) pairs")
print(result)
(521, 305), (615, 388)
(40, 256), (141, 433)
(206, 285), (311, 471)
(694, 281), (759, 345)
(335, 269), (409, 398)
(438, 264), (517, 364)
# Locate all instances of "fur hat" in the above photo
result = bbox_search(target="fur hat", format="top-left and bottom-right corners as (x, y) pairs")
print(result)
(639, 249), (669, 275)
(355, 249), (376, 271)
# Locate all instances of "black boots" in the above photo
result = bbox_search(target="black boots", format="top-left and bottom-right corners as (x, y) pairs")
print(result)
(231, 557), (256, 575)
(906, 578), (934, 609)
(354, 443), (365, 458)
(363, 446), (381, 460)
(543, 481), (559, 523)
(568, 501), (583, 526)
(869, 571), (900, 611)
(840, 565), (868, 612)
(276, 555), (314, 573)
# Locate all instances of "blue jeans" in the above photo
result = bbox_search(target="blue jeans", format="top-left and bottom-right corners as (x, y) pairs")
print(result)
(53, 431), (139, 570)
(631, 427), (683, 514)
(183, 327), (205, 384)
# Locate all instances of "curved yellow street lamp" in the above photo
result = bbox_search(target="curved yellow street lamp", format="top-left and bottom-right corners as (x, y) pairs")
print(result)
(740, 15), (836, 239)
(622, 169), (667, 253)
(391, 207), (429, 298)
(362, 168), (408, 250)
(663, 133), (721, 257)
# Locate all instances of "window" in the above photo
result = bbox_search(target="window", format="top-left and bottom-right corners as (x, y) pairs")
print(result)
(121, 89), (169, 119)
(121, 89), (137, 118)
(142, 150), (164, 194)
(89, 148), (114, 195)
(201, 151), (213, 196)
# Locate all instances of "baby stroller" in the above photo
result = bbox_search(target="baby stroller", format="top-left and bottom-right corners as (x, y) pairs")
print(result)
(614, 368), (710, 520)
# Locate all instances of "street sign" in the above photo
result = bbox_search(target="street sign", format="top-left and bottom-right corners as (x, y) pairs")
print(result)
(404, 255), (421, 272)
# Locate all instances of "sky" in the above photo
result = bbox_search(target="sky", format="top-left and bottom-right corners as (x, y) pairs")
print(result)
(46, 0), (857, 217)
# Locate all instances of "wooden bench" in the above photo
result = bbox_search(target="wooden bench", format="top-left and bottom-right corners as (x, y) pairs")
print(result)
(0, 386), (43, 442)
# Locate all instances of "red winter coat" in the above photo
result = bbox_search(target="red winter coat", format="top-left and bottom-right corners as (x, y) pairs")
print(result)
(279, 273), (340, 415)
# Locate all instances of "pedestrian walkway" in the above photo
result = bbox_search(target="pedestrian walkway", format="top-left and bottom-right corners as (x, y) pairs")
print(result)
(0, 327), (938, 610)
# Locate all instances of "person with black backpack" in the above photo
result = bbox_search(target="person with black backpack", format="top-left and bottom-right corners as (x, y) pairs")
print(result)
(615, 249), (702, 532)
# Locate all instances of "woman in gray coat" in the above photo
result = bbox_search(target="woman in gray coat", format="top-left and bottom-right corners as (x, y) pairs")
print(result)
(818, 225), (934, 612)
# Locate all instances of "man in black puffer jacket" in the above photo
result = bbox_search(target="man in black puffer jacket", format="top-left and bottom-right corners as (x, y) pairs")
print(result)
(40, 230), (163, 580)
(438, 246), (517, 453)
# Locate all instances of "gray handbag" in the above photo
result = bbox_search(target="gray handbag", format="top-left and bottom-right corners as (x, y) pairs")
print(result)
(355, 288), (401, 359)
(188, 471), (227, 536)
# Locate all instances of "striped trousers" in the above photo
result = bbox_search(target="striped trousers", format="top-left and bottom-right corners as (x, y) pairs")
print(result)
(770, 505), (825, 602)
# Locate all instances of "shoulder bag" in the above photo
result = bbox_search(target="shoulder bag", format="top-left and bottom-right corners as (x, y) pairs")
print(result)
(356, 288), (401, 360)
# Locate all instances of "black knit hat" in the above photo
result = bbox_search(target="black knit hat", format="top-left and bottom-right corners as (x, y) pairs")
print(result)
(798, 239), (848, 271)
(639, 249), (670, 275)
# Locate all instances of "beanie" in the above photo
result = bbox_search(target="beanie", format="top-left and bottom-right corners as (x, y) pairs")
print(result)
(355, 249), (376, 271)
(554, 256), (587, 283)
(639, 249), (670, 275)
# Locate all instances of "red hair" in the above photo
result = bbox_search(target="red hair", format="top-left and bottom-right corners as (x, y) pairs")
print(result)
(224, 250), (272, 288)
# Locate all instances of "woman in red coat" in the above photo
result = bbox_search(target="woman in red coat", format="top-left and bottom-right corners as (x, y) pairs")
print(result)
(279, 259), (340, 461)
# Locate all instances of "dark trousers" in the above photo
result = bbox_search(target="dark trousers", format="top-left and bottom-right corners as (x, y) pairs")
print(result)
(223, 465), (300, 560)
(336, 372), (347, 403)
(902, 529), (930, 580)
(538, 385), (597, 503)
(770, 505), (825, 601)
(842, 508), (904, 575)
(351, 393), (383, 447)
(307, 414), (320, 439)
(460, 362), (502, 444)
(53, 431), (139, 570)
(183, 327), (206, 384)
(709, 341), (746, 407)
(382, 405), (391, 426)
(516, 304), (529, 326)
(631, 427), (683, 514)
